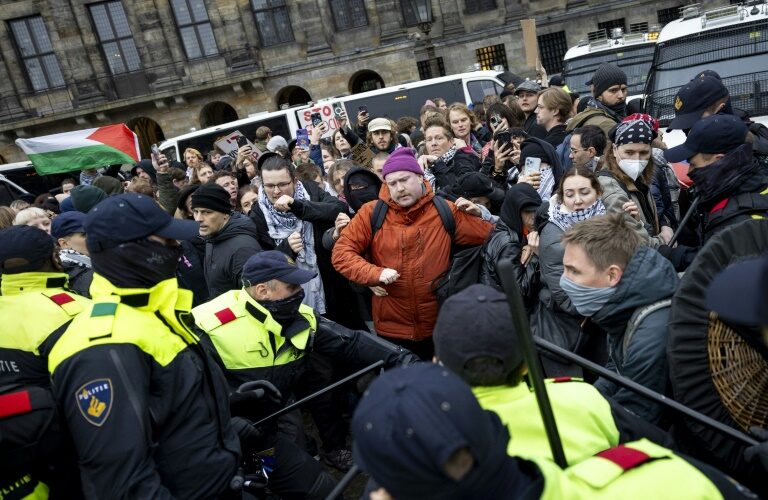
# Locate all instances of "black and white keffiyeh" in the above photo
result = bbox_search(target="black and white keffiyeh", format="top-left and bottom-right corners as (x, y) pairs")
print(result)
(614, 119), (653, 146)
(548, 197), (607, 232)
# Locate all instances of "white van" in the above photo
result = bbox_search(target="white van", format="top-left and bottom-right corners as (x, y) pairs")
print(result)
(0, 161), (67, 204)
(160, 71), (506, 160)
(159, 106), (309, 162)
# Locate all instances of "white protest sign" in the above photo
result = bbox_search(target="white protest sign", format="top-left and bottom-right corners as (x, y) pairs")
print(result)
(214, 130), (258, 158)
(298, 101), (348, 139)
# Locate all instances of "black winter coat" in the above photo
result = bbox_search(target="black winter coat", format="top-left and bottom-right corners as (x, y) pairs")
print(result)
(431, 148), (481, 192)
(204, 215), (263, 298)
(479, 220), (539, 310)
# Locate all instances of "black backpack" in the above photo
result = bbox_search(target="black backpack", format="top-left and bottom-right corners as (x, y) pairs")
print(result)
(370, 197), (486, 305)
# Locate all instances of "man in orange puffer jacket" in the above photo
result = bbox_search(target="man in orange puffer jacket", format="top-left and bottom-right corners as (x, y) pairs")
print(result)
(332, 147), (493, 359)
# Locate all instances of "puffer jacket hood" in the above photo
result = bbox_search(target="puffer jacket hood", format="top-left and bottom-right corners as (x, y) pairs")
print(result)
(209, 213), (260, 242)
(592, 246), (679, 334)
(343, 167), (382, 212)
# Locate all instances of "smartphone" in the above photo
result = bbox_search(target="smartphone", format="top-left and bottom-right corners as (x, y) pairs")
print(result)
(150, 144), (160, 161)
(490, 114), (502, 129)
(296, 129), (310, 151)
(495, 131), (512, 147)
(236, 135), (249, 148)
(523, 157), (542, 175)
(358, 105), (368, 114)
(311, 112), (323, 128)
(333, 104), (344, 117)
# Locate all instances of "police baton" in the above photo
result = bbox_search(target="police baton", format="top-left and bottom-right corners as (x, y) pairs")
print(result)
(252, 360), (384, 428)
(533, 336), (759, 447)
(496, 259), (569, 468)
(667, 196), (699, 248)
(325, 465), (359, 500)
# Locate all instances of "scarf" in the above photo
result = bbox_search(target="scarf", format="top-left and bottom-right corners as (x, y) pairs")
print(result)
(538, 166), (555, 201)
(585, 97), (625, 122)
(257, 181), (326, 313)
(469, 133), (482, 155)
(548, 198), (607, 232)
(59, 249), (91, 268)
(690, 144), (758, 205)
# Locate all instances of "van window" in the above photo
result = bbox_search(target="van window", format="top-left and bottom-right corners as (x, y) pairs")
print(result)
(0, 180), (19, 206)
(344, 80), (465, 124)
(467, 80), (503, 105)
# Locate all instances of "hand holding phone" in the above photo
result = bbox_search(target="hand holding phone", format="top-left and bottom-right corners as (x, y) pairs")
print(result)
(311, 112), (323, 128)
(523, 156), (542, 176)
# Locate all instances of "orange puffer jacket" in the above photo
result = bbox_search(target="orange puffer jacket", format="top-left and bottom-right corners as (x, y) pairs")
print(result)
(332, 182), (494, 341)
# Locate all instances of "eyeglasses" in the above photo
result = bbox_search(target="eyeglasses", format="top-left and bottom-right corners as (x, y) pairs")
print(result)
(569, 147), (587, 154)
(263, 181), (292, 191)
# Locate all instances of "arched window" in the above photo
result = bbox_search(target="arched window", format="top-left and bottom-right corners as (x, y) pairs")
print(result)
(349, 70), (385, 94)
(126, 116), (165, 159)
(200, 101), (238, 129)
(276, 86), (312, 107)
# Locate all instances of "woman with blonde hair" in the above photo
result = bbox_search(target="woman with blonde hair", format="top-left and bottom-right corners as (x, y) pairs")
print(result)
(13, 207), (52, 234)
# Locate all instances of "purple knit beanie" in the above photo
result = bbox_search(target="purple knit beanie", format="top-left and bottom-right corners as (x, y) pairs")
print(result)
(381, 148), (423, 179)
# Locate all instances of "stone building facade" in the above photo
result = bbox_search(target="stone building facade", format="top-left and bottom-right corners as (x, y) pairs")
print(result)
(0, 0), (717, 162)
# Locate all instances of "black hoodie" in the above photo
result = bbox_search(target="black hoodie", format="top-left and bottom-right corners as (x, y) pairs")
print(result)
(204, 214), (262, 298)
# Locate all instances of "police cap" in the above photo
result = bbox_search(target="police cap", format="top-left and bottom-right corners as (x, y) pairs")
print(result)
(0, 225), (55, 274)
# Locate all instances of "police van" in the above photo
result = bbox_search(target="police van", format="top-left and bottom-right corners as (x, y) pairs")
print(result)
(562, 26), (659, 101)
(644, 3), (768, 128)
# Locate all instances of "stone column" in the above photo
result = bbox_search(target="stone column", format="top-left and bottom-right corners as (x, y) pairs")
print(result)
(437, 0), (465, 36)
(133, 0), (183, 89)
(48, 0), (106, 104)
(296, 0), (332, 56)
(377, 0), (408, 43)
(214, 0), (261, 71)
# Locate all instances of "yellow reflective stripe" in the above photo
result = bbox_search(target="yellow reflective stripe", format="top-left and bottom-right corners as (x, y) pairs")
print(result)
(48, 302), (188, 372)
(0, 292), (89, 353)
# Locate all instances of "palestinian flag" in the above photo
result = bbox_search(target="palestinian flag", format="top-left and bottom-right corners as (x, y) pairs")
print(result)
(15, 124), (140, 175)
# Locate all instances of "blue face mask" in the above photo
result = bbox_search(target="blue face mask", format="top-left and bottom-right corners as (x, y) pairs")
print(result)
(559, 274), (616, 317)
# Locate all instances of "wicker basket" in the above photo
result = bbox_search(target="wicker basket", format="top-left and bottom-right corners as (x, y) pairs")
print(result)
(707, 313), (768, 431)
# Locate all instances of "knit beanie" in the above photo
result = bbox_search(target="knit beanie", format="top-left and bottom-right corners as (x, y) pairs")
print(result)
(176, 184), (200, 215)
(267, 135), (289, 152)
(70, 185), (107, 213)
(92, 175), (124, 195)
(190, 183), (231, 214)
(381, 148), (424, 180)
(519, 141), (548, 166)
(592, 63), (627, 98)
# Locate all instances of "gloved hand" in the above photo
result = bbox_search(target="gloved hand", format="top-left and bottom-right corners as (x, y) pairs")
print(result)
(230, 416), (266, 449)
(744, 426), (768, 470)
(229, 380), (283, 421)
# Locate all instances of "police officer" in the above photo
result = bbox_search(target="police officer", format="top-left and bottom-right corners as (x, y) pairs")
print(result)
(0, 225), (88, 499)
(47, 193), (240, 498)
(432, 284), (671, 465)
(192, 250), (418, 498)
(352, 363), (754, 499)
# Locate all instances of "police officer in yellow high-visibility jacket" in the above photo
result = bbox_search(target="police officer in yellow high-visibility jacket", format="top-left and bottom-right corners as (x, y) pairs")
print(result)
(47, 194), (240, 499)
(433, 284), (672, 465)
(0, 225), (89, 500)
(352, 363), (754, 499)
(192, 250), (418, 499)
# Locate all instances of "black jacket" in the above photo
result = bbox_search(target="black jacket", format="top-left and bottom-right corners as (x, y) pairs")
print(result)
(432, 148), (481, 193)
(543, 124), (567, 149)
(523, 113), (548, 140)
(49, 278), (240, 499)
(178, 238), (209, 306)
(61, 259), (93, 299)
(204, 215), (262, 298)
(479, 220), (539, 309)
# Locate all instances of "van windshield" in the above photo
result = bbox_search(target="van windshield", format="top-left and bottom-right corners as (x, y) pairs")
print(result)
(563, 43), (655, 96)
(645, 19), (768, 122)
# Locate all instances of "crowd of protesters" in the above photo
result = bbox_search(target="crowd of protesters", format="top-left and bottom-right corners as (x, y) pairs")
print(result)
(2, 61), (768, 499)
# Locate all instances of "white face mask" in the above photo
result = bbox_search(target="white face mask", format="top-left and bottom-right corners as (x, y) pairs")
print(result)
(614, 147), (648, 181)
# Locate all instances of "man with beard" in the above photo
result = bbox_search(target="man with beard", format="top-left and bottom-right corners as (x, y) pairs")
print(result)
(46, 193), (241, 498)
(660, 114), (768, 271)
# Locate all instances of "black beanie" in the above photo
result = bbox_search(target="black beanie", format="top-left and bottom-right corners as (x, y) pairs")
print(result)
(592, 63), (627, 98)
(70, 184), (107, 213)
(519, 141), (548, 166)
(132, 159), (157, 183)
(176, 184), (200, 215)
(190, 183), (231, 214)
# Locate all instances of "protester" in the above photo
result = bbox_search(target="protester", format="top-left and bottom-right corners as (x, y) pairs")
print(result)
(46, 193), (241, 498)
(536, 87), (571, 148)
(598, 117), (673, 248)
(419, 117), (480, 192)
(211, 170), (240, 211)
(191, 183), (262, 298)
(569, 125), (606, 170)
(332, 148), (493, 359)
(518, 138), (562, 201)
(514, 80), (547, 139)
(560, 214), (678, 424)
(238, 185), (258, 215)
(13, 207), (52, 234)
(480, 183), (540, 306)
(51, 211), (93, 298)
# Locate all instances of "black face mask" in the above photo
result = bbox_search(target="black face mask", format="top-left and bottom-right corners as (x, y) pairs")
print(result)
(90, 239), (182, 289)
(688, 144), (756, 204)
(260, 289), (305, 328)
(346, 185), (379, 212)
(606, 101), (627, 118)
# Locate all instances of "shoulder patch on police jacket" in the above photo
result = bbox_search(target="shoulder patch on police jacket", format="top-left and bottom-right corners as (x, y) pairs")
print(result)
(75, 378), (113, 426)
(198, 306), (246, 332)
(42, 291), (83, 316)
